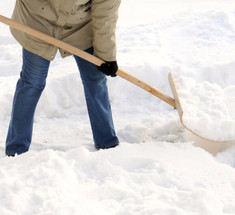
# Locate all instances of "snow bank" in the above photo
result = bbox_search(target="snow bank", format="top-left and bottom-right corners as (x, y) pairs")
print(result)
(1, 142), (235, 215)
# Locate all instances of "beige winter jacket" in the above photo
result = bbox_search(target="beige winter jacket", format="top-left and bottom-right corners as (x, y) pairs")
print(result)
(10, 0), (121, 61)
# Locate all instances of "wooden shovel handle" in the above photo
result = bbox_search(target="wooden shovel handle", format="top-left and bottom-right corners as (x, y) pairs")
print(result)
(0, 14), (176, 108)
(117, 69), (176, 107)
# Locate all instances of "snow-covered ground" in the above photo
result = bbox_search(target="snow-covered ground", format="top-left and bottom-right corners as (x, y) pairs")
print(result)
(0, 0), (235, 214)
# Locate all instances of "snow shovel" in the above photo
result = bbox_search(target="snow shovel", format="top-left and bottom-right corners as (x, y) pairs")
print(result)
(0, 14), (230, 144)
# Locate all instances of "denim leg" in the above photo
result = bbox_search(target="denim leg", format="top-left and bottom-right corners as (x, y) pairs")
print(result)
(6, 49), (50, 156)
(74, 48), (119, 149)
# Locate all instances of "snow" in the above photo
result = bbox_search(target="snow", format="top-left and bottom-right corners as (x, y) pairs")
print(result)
(0, 0), (235, 214)
(175, 76), (235, 141)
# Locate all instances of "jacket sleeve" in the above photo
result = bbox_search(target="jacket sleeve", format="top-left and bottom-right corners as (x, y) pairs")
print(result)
(91, 0), (121, 61)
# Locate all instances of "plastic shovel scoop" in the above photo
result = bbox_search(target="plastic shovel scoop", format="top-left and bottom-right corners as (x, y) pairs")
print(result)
(169, 73), (235, 144)
(1, 14), (234, 145)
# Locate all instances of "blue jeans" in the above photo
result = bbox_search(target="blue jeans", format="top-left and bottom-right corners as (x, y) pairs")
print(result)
(6, 48), (119, 156)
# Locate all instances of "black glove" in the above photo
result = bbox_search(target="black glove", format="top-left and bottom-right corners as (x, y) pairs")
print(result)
(97, 61), (118, 77)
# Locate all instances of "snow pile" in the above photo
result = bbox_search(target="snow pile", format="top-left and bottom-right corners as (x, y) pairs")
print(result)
(175, 76), (235, 141)
(0, 0), (235, 215)
(1, 143), (235, 215)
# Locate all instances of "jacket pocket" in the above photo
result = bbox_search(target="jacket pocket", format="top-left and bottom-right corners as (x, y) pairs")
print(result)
(20, 0), (57, 22)
(66, 1), (92, 26)
(20, 0), (40, 12)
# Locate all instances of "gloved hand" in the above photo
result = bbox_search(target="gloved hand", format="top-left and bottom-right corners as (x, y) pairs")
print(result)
(97, 61), (118, 77)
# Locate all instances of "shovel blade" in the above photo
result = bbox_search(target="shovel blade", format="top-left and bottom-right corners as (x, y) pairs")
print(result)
(168, 72), (234, 144)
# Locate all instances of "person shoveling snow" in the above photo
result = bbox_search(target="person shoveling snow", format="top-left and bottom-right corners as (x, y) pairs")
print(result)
(1, 1), (234, 156)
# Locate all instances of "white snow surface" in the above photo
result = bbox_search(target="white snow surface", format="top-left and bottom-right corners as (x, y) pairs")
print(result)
(0, 0), (235, 214)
